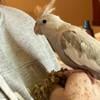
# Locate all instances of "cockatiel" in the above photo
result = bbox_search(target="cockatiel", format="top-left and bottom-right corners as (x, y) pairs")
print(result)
(34, 0), (100, 79)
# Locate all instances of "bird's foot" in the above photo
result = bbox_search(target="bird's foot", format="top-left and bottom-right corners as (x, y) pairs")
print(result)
(80, 69), (96, 84)
(60, 68), (96, 84)
(75, 68), (96, 84)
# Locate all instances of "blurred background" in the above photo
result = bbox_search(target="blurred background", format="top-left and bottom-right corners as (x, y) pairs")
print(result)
(1, 0), (100, 34)
(1, 0), (92, 25)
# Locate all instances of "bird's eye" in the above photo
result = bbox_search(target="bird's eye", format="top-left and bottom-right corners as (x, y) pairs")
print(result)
(42, 19), (47, 24)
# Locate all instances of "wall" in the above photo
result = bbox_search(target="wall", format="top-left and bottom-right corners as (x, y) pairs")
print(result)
(1, 0), (92, 25)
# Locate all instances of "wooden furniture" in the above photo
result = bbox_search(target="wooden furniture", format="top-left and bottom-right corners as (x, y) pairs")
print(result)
(92, 0), (100, 25)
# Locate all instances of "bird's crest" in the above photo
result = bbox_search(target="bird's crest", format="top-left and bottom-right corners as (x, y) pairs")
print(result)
(34, 0), (56, 18)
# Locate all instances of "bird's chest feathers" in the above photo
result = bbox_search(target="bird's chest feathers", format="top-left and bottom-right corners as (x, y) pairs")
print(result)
(47, 32), (66, 60)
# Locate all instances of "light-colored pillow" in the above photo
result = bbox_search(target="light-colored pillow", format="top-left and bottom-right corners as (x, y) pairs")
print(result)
(0, 5), (60, 100)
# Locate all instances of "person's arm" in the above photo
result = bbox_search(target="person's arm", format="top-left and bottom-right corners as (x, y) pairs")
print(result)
(50, 72), (100, 100)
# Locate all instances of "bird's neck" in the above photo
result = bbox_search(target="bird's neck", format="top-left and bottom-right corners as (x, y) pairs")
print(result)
(45, 21), (71, 49)
(45, 30), (58, 47)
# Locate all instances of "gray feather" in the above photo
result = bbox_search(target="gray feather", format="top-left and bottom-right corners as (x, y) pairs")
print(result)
(61, 27), (100, 79)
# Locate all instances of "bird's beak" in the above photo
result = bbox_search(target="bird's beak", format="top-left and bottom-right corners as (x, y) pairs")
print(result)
(34, 22), (40, 34)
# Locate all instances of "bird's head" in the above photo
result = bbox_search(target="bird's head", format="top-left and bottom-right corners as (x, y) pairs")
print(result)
(34, 0), (63, 35)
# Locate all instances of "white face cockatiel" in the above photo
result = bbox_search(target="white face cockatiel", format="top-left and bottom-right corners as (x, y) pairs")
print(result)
(34, 0), (100, 79)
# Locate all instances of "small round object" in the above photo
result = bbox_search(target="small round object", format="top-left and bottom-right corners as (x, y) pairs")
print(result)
(42, 19), (47, 24)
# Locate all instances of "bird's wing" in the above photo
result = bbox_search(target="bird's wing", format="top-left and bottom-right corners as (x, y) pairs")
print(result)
(60, 29), (100, 73)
